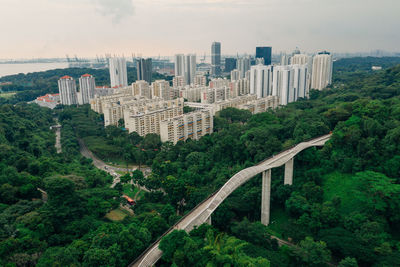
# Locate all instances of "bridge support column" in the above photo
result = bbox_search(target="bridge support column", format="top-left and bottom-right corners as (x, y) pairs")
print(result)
(261, 169), (271, 226)
(206, 216), (211, 225)
(284, 158), (294, 185)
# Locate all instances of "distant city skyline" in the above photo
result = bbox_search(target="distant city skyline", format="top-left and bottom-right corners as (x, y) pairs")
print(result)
(1, 0), (400, 59)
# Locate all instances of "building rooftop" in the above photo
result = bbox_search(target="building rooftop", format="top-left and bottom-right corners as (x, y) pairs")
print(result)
(60, 75), (72, 79)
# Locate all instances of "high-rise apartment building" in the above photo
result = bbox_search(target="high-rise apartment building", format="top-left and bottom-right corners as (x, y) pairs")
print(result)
(152, 80), (172, 100)
(292, 64), (309, 99)
(291, 54), (313, 91)
(185, 54), (197, 85)
(272, 64), (308, 105)
(109, 57), (128, 88)
(160, 109), (213, 144)
(250, 64), (273, 98)
(174, 54), (196, 85)
(211, 42), (221, 76)
(173, 76), (186, 87)
(179, 86), (203, 102)
(124, 98), (184, 137)
(194, 75), (207, 87)
(137, 58), (153, 83)
(230, 69), (241, 81)
(256, 46), (272, 65)
(237, 57), (251, 79)
(280, 53), (290, 65)
(225, 58), (237, 73)
(230, 78), (250, 96)
(132, 80), (152, 99)
(58, 76), (78, 105)
(272, 66), (292, 105)
(290, 54), (310, 65)
(78, 74), (95, 104)
(311, 52), (333, 90)
(174, 54), (185, 76)
(209, 78), (230, 88)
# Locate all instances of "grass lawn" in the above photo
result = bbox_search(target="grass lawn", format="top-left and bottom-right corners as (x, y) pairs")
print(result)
(267, 207), (290, 239)
(322, 171), (364, 214)
(105, 208), (130, 221)
(0, 92), (16, 98)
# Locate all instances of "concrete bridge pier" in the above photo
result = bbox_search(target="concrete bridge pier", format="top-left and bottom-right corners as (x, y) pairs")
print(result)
(261, 169), (271, 226)
(206, 216), (211, 225)
(284, 158), (294, 185)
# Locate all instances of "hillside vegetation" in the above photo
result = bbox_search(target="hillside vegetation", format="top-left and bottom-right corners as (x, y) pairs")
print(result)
(1, 59), (400, 266)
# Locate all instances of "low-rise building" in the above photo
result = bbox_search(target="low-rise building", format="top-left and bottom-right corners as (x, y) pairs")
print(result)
(33, 93), (60, 109)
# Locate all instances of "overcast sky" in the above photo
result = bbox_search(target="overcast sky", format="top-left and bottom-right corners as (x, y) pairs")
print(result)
(1, 0), (399, 58)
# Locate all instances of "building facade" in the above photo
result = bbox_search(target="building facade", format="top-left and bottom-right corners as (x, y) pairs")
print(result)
(256, 46), (272, 65)
(109, 57), (128, 88)
(160, 109), (213, 144)
(224, 58), (237, 73)
(237, 57), (251, 79)
(179, 86), (204, 102)
(184, 54), (197, 85)
(211, 42), (221, 76)
(137, 58), (153, 83)
(124, 98), (184, 137)
(174, 54), (185, 76)
(272, 64), (308, 105)
(194, 75), (207, 87)
(132, 80), (152, 99)
(231, 69), (241, 81)
(311, 52), (333, 90)
(78, 74), (95, 104)
(58, 75), (78, 105)
(250, 64), (273, 98)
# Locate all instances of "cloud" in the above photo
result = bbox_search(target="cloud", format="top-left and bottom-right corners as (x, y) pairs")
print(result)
(91, 0), (134, 23)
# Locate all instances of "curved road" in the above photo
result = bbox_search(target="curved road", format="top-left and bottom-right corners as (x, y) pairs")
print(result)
(78, 138), (150, 190)
(130, 134), (332, 267)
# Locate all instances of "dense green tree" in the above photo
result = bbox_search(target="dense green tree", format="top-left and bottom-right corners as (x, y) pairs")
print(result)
(289, 237), (331, 267)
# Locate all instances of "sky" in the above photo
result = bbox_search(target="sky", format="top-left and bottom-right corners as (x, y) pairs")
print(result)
(0, 0), (399, 59)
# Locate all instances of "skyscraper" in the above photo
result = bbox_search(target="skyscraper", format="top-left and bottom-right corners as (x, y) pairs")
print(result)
(109, 57), (128, 88)
(225, 58), (237, 73)
(185, 54), (197, 85)
(211, 42), (221, 76)
(237, 57), (251, 79)
(58, 75), (78, 105)
(256, 46), (272, 65)
(174, 54), (196, 85)
(250, 64), (273, 98)
(174, 54), (185, 76)
(78, 74), (95, 104)
(137, 58), (153, 83)
(311, 52), (333, 90)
